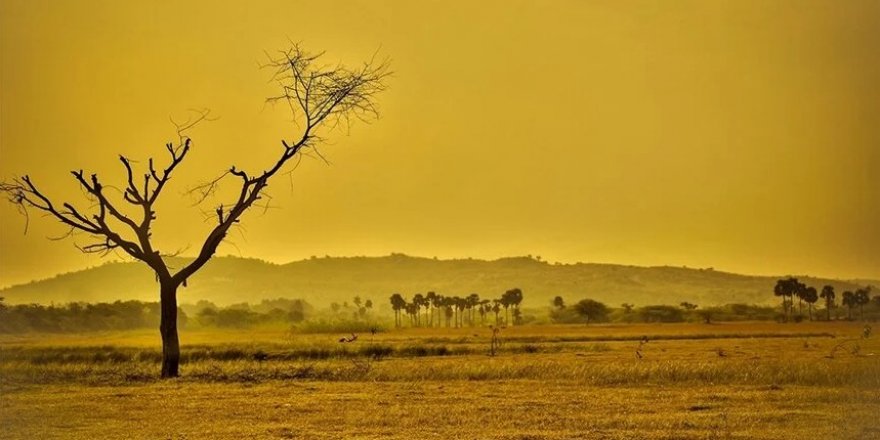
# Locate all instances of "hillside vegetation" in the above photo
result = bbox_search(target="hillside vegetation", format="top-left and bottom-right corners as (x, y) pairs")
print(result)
(1, 254), (874, 308)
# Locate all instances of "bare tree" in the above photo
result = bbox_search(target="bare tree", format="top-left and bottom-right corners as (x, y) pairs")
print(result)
(1, 44), (390, 378)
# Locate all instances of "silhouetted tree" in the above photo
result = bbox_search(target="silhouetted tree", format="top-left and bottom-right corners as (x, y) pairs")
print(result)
(679, 302), (698, 311)
(500, 288), (523, 325)
(412, 293), (425, 327)
(573, 299), (609, 324)
(431, 293), (445, 328)
(455, 296), (466, 327)
(508, 288), (524, 324)
(854, 287), (872, 321)
(774, 277), (799, 321)
(0, 45), (389, 378)
(803, 286), (818, 321)
(553, 296), (565, 309)
(842, 291), (855, 320)
(478, 301), (488, 324)
(467, 293), (480, 326)
(512, 308), (523, 324)
(389, 293), (406, 328)
(820, 285), (835, 321)
(698, 309), (714, 324)
(794, 280), (808, 318)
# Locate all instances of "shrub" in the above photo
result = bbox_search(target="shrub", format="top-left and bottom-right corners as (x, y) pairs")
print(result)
(637, 305), (685, 323)
(359, 344), (394, 360)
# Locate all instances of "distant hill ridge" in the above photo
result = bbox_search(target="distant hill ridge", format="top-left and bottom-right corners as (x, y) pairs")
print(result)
(1, 254), (875, 308)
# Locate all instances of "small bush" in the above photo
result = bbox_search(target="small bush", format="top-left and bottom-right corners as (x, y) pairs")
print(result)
(518, 344), (541, 354)
(398, 344), (451, 357)
(359, 344), (394, 360)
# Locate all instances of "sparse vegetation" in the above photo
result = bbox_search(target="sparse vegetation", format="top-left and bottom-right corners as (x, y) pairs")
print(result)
(1, 322), (878, 439)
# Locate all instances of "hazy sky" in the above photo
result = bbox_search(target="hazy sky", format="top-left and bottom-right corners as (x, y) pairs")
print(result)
(1, 0), (878, 287)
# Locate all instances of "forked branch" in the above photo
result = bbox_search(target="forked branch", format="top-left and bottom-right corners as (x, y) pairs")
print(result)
(175, 46), (389, 286)
(0, 110), (210, 276)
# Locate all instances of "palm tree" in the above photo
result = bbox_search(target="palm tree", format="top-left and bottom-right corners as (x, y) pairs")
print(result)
(774, 277), (799, 321)
(820, 285), (835, 321)
(479, 299), (491, 325)
(412, 293), (425, 327)
(803, 286), (818, 321)
(467, 293), (480, 326)
(499, 294), (511, 324)
(444, 304), (454, 327)
(456, 297), (467, 327)
(794, 281), (807, 318)
(507, 288), (524, 325)
(499, 288), (523, 325)
(854, 287), (872, 321)
(431, 293), (445, 328)
(492, 300), (502, 325)
(389, 293), (406, 327)
(842, 291), (855, 320)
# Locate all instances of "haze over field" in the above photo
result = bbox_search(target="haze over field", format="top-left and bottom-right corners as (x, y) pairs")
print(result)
(2, 254), (875, 308)
(2, 0), (879, 291)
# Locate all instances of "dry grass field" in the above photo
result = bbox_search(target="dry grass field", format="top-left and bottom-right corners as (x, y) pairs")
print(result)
(2, 322), (879, 439)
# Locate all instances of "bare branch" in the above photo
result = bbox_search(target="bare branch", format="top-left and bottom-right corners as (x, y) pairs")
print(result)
(175, 45), (390, 287)
(0, 112), (213, 278)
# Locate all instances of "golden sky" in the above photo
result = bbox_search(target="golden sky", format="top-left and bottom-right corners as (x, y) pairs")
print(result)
(1, 0), (878, 287)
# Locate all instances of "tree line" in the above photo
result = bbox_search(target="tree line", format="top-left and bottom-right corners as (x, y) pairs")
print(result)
(549, 295), (879, 324)
(547, 297), (782, 324)
(0, 297), (311, 333)
(388, 288), (524, 328)
(774, 277), (874, 322)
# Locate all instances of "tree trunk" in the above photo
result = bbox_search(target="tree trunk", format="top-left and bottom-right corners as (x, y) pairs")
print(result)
(826, 302), (831, 321)
(159, 281), (180, 378)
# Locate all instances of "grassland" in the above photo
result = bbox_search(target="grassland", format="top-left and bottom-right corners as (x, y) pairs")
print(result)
(2, 322), (878, 439)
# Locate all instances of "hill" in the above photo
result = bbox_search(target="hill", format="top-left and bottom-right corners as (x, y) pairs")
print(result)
(1, 254), (875, 309)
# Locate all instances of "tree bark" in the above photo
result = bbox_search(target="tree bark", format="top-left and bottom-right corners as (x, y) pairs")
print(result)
(159, 281), (181, 378)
